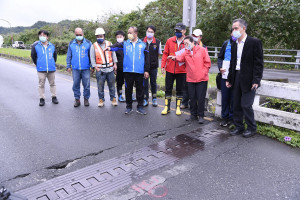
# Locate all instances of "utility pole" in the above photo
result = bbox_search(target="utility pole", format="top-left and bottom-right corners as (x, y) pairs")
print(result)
(183, 0), (197, 35)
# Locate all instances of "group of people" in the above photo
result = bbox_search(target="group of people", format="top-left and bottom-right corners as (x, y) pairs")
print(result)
(31, 18), (263, 137)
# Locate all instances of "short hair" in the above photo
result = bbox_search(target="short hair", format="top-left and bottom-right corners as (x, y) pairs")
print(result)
(38, 30), (49, 36)
(232, 18), (247, 29)
(146, 25), (156, 32)
(129, 26), (138, 33)
(115, 30), (126, 37)
(184, 35), (194, 43)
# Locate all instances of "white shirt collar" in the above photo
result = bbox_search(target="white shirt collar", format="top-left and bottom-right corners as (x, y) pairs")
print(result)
(236, 34), (247, 44)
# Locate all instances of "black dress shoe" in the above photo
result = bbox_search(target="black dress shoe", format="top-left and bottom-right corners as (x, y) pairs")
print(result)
(52, 96), (59, 104)
(230, 128), (244, 136)
(186, 115), (198, 121)
(198, 117), (205, 124)
(39, 98), (45, 106)
(243, 130), (257, 138)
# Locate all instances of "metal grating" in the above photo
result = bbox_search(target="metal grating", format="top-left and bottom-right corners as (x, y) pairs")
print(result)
(17, 128), (229, 200)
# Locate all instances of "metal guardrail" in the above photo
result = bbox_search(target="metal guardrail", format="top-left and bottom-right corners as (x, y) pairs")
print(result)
(2, 44), (300, 69)
(205, 46), (300, 69)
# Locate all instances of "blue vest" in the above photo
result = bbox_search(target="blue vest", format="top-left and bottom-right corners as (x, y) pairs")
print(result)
(67, 38), (92, 70)
(224, 41), (232, 61)
(35, 42), (56, 72)
(123, 39), (146, 74)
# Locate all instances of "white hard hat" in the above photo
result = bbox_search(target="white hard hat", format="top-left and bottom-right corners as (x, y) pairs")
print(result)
(193, 29), (203, 37)
(95, 28), (105, 35)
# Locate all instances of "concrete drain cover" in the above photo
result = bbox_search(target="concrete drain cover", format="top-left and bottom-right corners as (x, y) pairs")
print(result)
(17, 128), (229, 200)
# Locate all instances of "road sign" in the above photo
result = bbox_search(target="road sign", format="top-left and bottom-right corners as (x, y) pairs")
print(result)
(183, 0), (197, 34)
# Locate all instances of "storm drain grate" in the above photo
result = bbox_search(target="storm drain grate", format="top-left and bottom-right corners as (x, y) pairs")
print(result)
(17, 128), (229, 200)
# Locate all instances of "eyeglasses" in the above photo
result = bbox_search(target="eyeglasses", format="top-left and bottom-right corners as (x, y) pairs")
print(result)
(75, 34), (83, 36)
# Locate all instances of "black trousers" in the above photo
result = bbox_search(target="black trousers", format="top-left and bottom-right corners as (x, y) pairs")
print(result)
(233, 70), (256, 131)
(188, 81), (207, 117)
(124, 72), (144, 109)
(116, 68), (125, 96)
(182, 76), (189, 106)
(165, 71), (185, 98)
(143, 68), (158, 100)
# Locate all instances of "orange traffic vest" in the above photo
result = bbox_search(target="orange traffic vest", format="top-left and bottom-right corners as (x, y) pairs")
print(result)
(93, 41), (113, 67)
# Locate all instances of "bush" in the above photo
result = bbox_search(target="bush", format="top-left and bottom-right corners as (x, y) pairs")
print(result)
(263, 97), (300, 114)
(51, 39), (70, 55)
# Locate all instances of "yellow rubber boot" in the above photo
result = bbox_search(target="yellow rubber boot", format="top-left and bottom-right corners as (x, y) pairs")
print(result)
(176, 98), (182, 116)
(161, 98), (171, 115)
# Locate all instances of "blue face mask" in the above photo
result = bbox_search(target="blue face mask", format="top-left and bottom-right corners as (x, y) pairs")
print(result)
(39, 36), (47, 43)
(175, 32), (183, 39)
(76, 36), (83, 41)
(97, 38), (104, 44)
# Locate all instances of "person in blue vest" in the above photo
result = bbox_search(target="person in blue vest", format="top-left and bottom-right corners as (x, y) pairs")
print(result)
(66, 27), (93, 107)
(31, 30), (58, 106)
(217, 29), (236, 126)
(106, 26), (150, 115)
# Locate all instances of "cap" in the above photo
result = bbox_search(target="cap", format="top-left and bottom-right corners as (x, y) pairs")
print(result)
(174, 23), (186, 31)
(95, 28), (105, 35)
(193, 29), (203, 36)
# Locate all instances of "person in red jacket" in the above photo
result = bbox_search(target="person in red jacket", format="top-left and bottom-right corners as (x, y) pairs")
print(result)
(161, 23), (187, 115)
(168, 35), (211, 123)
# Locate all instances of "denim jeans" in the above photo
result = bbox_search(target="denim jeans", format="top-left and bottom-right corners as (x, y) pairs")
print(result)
(143, 68), (158, 100)
(96, 71), (116, 101)
(72, 69), (90, 99)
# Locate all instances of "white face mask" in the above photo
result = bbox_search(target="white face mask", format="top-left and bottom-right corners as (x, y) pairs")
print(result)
(232, 30), (242, 39)
(193, 36), (199, 42)
(117, 38), (124, 43)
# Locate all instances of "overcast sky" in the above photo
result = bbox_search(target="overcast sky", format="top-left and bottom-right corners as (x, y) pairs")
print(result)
(0, 0), (155, 27)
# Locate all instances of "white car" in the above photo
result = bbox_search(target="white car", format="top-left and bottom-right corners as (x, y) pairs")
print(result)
(12, 41), (25, 49)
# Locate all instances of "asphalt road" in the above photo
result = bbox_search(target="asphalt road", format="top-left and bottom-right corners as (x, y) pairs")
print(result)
(1, 57), (300, 200)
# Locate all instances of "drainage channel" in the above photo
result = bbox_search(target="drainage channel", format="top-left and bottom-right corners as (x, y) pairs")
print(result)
(17, 128), (229, 200)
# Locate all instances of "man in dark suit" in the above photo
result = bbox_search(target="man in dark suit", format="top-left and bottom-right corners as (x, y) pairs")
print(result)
(226, 19), (264, 138)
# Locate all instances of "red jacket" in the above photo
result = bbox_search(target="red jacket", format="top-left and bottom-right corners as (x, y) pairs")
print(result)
(161, 36), (186, 74)
(176, 45), (211, 83)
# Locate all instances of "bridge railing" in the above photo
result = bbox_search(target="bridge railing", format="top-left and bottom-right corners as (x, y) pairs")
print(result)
(161, 45), (300, 69)
(215, 80), (300, 131)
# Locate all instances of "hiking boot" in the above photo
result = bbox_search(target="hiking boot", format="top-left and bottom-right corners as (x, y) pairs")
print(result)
(111, 98), (118, 106)
(124, 108), (133, 114)
(132, 94), (137, 102)
(152, 98), (158, 107)
(137, 107), (147, 115)
(118, 95), (125, 102)
(39, 98), (45, 106)
(52, 96), (59, 104)
(143, 99), (149, 107)
(84, 98), (89, 106)
(98, 99), (104, 107)
(74, 99), (81, 107)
